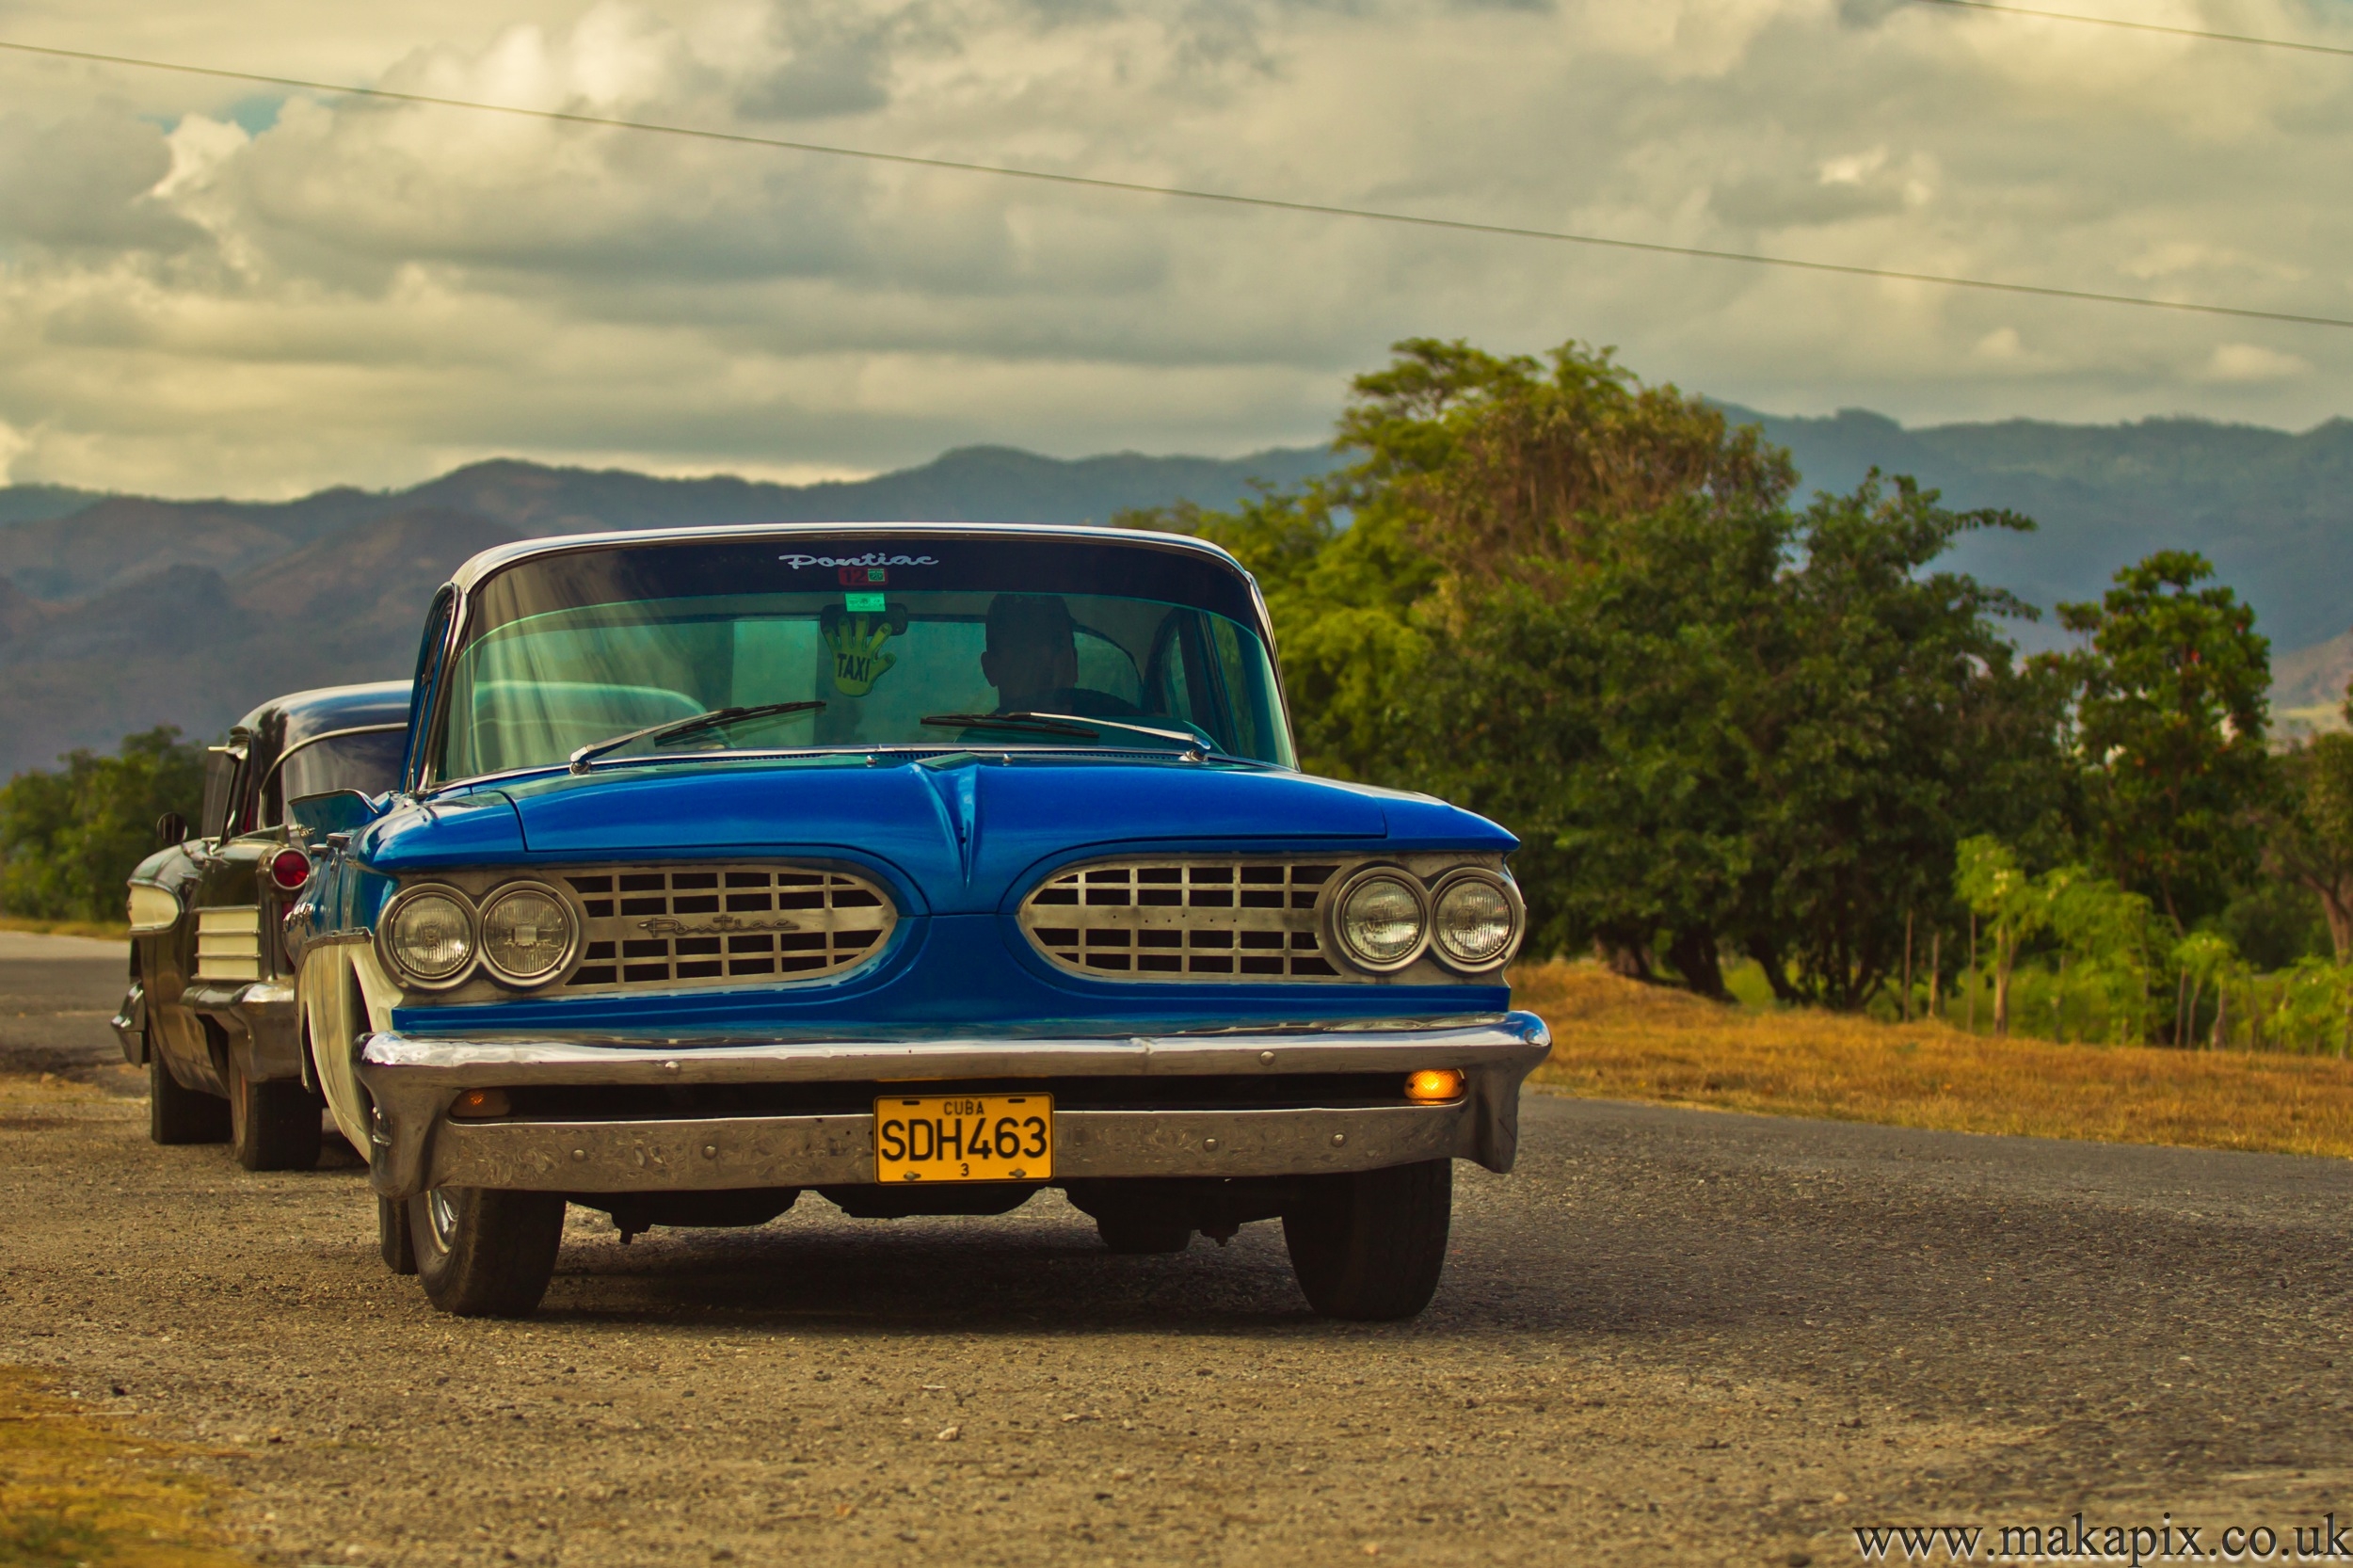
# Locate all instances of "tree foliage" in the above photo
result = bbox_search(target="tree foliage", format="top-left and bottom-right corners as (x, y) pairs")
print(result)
(1129, 336), (2073, 1007)
(0, 727), (204, 923)
(2058, 551), (2271, 933)
(2264, 732), (2353, 960)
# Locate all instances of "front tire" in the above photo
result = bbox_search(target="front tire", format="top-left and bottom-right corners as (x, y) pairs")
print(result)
(148, 1042), (229, 1145)
(1282, 1160), (1453, 1321)
(228, 1057), (323, 1172)
(409, 1188), (565, 1317)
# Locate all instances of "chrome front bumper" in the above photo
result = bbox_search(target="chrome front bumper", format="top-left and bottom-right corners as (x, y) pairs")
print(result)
(355, 1014), (1552, 1201)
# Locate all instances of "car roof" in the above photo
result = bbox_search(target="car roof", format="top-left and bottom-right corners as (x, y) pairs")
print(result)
(446, 520), (1251, 594)
(234, 680), (415, 746)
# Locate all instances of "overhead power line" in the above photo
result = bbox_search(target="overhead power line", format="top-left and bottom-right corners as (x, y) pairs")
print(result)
(2, 35), (2348, 331)
(1907, 0), (2353, 58)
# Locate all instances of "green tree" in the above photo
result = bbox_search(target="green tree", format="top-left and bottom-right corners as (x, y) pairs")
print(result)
(1124, 337), (1795, 790)
(0, 727), (204, 922)
(1738, 475), (2063, 1008)
(1132, 335), (2074, 1008)
(1407, 494), (1787, 994)
(2264, 731), (2353, 961)
(1956, 836), (2049, 1034)
(2044, 865), (2160, 1044)
(2059, 551), (2271, 933)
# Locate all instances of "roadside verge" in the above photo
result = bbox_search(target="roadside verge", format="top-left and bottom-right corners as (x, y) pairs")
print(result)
(1517, 960), (2353, 1159)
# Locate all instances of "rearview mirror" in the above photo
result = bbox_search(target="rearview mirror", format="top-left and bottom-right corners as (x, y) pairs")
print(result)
(153, 811), (188, 849)
(289, 790), (383, 840)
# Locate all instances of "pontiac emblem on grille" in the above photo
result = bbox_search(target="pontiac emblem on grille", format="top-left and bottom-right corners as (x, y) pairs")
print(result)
(636, 913), (802, 937)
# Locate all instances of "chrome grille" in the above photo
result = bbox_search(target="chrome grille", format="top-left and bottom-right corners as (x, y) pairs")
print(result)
(556, 865), (894, 991)
(1019, 859), (1345, 981)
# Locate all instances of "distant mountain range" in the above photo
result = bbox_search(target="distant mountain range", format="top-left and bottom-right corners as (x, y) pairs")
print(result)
(1, 409), (2347, 779)
(0, 446), (1336, 778)
(1732, 406), (2353, 657)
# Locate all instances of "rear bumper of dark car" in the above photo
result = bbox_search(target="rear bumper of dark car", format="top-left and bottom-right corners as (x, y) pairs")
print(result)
(115, 981), (305, 1087)
(355, 1013), (1552, 1200)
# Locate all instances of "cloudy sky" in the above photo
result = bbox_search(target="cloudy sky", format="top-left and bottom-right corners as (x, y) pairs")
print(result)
(0, 0), (2347, 496)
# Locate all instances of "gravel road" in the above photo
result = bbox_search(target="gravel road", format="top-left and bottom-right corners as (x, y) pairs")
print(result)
(5, 945), (2350, 1567)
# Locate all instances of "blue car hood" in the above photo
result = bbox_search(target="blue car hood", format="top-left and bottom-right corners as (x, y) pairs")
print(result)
(439, 757), (1513, 914)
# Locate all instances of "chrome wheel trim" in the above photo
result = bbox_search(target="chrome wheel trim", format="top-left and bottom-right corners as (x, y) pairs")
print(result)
(425, 1189), (461, 1251)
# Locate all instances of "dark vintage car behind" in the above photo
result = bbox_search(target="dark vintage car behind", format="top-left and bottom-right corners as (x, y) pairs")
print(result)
(115, 680), (413, 1169)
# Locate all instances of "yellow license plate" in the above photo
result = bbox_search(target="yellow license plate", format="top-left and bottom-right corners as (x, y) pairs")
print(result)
(873, 1094), (1053, 1183)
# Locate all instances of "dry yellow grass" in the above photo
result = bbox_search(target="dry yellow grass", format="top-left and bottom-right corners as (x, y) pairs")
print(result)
(0, 1368), (252, 1567)
(0, 916), (128, 940)
(1515, 959), (2353, 1159)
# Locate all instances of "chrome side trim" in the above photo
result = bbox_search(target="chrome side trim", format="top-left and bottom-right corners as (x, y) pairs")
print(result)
(356, 1013), (1550, 1199)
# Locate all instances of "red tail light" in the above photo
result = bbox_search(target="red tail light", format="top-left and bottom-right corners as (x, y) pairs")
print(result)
(268, 848), (312, 892)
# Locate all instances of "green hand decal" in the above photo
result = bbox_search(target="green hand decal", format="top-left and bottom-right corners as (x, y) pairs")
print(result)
(825, 614), (900, 696)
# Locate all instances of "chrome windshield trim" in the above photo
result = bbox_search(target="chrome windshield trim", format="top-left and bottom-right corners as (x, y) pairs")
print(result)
(420, 745), (1281, 799)
(444, 520), (1250, 596)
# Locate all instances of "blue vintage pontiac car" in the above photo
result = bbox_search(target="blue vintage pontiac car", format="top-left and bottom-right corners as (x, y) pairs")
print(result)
(289, 523), (1549, 1320)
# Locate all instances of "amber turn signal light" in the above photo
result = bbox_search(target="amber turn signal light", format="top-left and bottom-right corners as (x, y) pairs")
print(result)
(1404, 1068), (1465, 1103)
(449, 1087), (512, 1119)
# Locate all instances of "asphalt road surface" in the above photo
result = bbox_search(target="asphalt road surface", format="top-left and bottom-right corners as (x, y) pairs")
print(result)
(4, 943), (2350, 1568)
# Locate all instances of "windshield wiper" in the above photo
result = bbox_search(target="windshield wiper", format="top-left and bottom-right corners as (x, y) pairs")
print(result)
(920, 711), (1230, 758)
(1016, 712), (1216, 750)
(919, 712), (1099, 741)
(568, 701), (827, 774)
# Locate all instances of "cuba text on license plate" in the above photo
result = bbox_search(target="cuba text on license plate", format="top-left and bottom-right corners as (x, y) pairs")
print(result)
(873, 1094), (1052, 1183)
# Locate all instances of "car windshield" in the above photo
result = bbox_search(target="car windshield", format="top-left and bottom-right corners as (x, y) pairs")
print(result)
(262, 728), (409, 827)
(426, 535), (1295, 781)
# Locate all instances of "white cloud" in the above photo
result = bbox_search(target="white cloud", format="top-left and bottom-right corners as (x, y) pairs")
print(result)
(2200, 343), (2311, 384)
(0, 0), (2347, 495)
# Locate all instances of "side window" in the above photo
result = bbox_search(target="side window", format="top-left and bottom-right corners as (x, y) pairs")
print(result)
(1074, 628), (1143, 707)
(1209, 617), (1295, 767)
(274, 730), (409, 823)
(408, 586), (456, 789)
(200, 746), (244, 840)
(1146, 613), (1236, 752)
(1147, 622), (1194, 722)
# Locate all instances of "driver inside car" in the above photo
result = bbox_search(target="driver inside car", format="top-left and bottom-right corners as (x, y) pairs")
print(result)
(981, 593), (1079, 713)
(980, 594), (1147, 718)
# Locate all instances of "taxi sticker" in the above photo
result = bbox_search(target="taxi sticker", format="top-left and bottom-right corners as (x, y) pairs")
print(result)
(828, 602), (899, 692)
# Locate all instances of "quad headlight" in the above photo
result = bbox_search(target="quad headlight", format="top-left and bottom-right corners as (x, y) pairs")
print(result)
(1324, 863), (1522, 975)
(1333, 870), (1429, 970)
(1430, 871), (1520, 970)
(382, 886), (475, 987)
(379, 880), (583, 990)
(479, 882), (575, 986)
